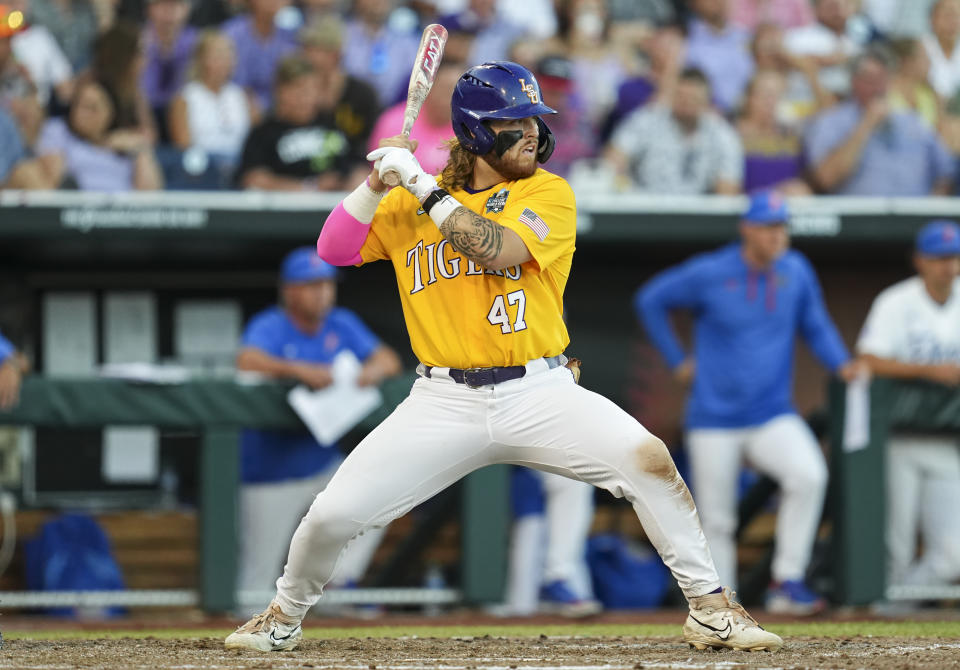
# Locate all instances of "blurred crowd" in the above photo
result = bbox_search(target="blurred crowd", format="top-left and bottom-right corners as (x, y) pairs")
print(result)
(4, 0), (960, 195)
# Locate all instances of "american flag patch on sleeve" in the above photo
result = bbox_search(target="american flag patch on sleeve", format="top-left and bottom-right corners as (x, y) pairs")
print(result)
(518, 208), (550, 241)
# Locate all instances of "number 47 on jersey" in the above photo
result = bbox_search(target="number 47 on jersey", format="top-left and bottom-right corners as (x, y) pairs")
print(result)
(488, 290), (527, 334)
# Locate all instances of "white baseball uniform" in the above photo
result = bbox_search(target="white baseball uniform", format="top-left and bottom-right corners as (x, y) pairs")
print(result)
(857, 276), (960, 587)
(270, 170), (721, 618)
(503, 470), (596, 614)
(687, 414), (828, 589)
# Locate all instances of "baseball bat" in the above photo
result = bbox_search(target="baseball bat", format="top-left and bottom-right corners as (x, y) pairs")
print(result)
(380, 23), (448, 188)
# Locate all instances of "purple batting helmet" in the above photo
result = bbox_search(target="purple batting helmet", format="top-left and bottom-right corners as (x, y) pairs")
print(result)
(451, 61), (557, 162)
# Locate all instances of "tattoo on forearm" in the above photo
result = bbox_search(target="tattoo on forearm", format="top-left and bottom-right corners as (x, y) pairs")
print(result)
(439, 207), (503, 266)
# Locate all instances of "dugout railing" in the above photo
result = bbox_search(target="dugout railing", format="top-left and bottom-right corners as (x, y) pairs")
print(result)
(0, 375), (499, 612)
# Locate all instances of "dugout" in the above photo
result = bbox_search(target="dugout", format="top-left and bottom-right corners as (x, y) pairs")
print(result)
(0, 191), (958, 611)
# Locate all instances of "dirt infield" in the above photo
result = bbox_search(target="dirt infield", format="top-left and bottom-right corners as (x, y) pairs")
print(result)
(5, 634), (960, 670)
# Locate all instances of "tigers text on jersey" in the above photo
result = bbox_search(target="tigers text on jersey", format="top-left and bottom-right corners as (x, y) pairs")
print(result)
(359, 169), (576, 368)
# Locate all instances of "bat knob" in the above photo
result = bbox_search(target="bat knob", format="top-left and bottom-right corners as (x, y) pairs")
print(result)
(382, 169), (402, 188)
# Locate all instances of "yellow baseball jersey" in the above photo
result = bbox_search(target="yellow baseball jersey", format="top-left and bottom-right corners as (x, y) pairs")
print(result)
(359, 168), (576, 368)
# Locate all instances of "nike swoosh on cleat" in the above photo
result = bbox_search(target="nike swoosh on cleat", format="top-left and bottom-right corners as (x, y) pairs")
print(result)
(268, 627), (300, 646)
(690, 615), (732, 641)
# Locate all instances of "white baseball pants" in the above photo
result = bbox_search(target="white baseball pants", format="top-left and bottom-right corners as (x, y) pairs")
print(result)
(274, 359), (720, 618)
(687, 413), (828, 589)
(886, 435), (960, 587)
(503, 471), (596, 615)
(238, 461), (385, 612)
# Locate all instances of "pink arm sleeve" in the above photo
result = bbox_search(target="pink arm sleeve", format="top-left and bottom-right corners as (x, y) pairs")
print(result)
(316, 203), (370, 266)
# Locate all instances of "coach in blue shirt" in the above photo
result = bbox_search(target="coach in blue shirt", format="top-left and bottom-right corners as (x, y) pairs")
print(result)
(636, 190), (858, 615)
(235, 247), (401, 608)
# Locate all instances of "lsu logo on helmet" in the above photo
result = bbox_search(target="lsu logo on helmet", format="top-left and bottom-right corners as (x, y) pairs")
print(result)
(518, 78), (540, 104)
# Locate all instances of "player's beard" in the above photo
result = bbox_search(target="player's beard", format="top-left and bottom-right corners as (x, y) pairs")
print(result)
(483, 146), (538, 181)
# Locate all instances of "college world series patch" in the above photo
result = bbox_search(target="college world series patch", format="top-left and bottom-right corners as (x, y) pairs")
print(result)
(485, 188), (509, 213)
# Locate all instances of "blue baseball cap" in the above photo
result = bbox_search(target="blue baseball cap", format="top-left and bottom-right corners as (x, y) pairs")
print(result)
(916, 219), (960, 257)
(280, 247), (338, 283)
(742, 190), (789, 225)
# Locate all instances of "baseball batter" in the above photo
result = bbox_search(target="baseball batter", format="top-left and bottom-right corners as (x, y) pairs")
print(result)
(857, 219), (960, 591)
(225, 61), (782, 653)
(636, 191), (858, 615)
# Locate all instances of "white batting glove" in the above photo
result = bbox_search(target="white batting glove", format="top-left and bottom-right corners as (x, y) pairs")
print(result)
(366, 147), (438, 201)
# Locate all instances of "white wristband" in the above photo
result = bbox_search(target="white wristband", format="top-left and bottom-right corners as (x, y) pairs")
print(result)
(342, 178), (387, 224)
(427, 195), (461, 229)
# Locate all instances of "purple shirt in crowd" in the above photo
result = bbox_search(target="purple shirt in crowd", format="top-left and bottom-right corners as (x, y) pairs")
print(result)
(36, 118), (134, 191)
(341, 20), (419, 107)
(221, 15), (296, 111)
(742, 132), (804, 192)
(804, 101), (955, 196)
(744, 154), (803, 192)
(685, 18), (754, 113)
(140, 26), (198, 108)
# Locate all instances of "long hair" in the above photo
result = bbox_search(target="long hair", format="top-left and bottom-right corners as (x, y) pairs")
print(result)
(93, 22), (141, 95)
(440, 138), (476, 191)
(93, 22), (142, 130)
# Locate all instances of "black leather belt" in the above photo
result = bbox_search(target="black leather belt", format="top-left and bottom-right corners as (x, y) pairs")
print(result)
(423, 356), (563, 388)
(425, 365), (526, 388)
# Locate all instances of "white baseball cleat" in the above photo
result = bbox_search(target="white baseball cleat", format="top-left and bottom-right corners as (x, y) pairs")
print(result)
(224, 601), (303, 652)
(683, 587), (784, 652)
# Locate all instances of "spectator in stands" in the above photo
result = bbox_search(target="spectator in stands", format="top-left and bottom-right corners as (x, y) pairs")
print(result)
(784, 0), (863, 100)
(221, 0), (297, 111)
(236, 56), (365, 191)
(527, 55), (595, 179)
(889, 38), (943, 131)
(6, 0), (74, 109)
(497, 0), (557, 40)
(923, 0), (960, 100)
(293, 0), (345, 31)
(0, 106), (53, 188)
(367, 58), (460, 177)
(341, 0), (419, 107)
(27, 0), (99, 72)
(751, 22), (835, 121)
(168, 30), (253, 164)
(235, 247), (401, 611)
(438, 0), (526, 65)
(35, 79), (164, 190)
(141, 0), (197, 140)
(436, 25), (475, 65)
(864, 0), (937, 38)
(857, 220), (960, 592)
(0, 329), (27, 409)
(0, 27), (44, 146)
(603, 67), (743, 194)
(93, 22), (158, 144)
(607, 0), (680, 28)
(730, 0), (813, 31)
(636, 190), (858, 615)
(601, 27), (685, 141)
(544, 0), (640, 129)
(299, 16), (380, 177)
(685, 0), (754, 114)
(805, 49), (955, 196)
(0, 26), (56, 188)
(737, 69), (810, 194)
